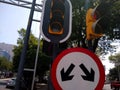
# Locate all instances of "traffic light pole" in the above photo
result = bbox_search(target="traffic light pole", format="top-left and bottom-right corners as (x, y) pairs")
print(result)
(52, 43), (59, 62)
(41, 0), (72, 89)
(48, 43), (59, 90)
(15, 0), (36, 89)
(87, 38), (100, 53)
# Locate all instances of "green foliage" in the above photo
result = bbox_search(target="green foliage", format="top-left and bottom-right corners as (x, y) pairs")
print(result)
(108, 67), (118, 81)
(109, 53), (120, 63)
(70, 0), (86, 41)
(12, 28), (51, 79)
(36, 53), (51, 79)
(69, 0), (101, 47)
(94, 0), (120, 77)
(105, 0), (120, 39)
(108, 53), (120, 80)
(0, 57), (13, 71)
(70, 0), (120, 54)
(13, 29), (38, 71)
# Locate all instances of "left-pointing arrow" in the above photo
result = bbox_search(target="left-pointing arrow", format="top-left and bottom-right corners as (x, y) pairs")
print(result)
(60, 63), (75, 81)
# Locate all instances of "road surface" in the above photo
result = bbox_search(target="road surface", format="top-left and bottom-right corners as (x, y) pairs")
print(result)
(0, 78), (111, 90)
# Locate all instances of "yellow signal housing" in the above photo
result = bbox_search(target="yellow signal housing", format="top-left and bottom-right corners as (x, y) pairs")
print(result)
(86, 8), (103, 40)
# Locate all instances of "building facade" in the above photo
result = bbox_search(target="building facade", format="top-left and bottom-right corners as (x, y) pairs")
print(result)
(0, 43), (14, 61)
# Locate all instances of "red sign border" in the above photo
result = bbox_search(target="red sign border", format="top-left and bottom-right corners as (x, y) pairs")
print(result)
(51, 48), (105, 90)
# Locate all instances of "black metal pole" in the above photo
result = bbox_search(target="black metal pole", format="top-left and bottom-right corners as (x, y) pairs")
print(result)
(15, 0), (36, 90)
(52, 43), (59, 61)
(48, 43), (59, 90)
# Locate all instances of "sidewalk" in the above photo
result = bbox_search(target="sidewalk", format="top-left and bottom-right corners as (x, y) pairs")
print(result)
(103, 84), (111, 90)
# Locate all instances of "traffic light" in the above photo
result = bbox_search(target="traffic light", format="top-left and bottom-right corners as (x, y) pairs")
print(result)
(41, 0), (72, 43)
(86, 3), (109, 40)
(86, 8), (103, 40)
(49, 0), (65, 35)
(85, 3), (110, 52)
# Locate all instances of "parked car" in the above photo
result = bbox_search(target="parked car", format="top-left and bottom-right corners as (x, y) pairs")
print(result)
(111, 81), (120, 90)
(6, 78), (16, 89)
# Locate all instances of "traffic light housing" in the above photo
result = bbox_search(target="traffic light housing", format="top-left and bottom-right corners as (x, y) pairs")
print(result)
(49, 0), (65, 35)
(41, 0), (72, 43)
(86, 8), (103, 40)
(86, 3), (109, 40)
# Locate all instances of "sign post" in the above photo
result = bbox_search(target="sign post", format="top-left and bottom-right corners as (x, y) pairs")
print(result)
(51, 48), (105, 90)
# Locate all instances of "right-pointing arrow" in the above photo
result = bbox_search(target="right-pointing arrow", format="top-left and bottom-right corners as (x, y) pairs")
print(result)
(79, 64), (95, 82)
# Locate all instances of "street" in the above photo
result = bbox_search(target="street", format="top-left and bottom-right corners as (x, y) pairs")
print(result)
(0, 81), (111, 90)
(0, 78), (13, 90)
(0, 78), (112, 90)
(0, 84), (11, 90)
(0, 78), (48, 90)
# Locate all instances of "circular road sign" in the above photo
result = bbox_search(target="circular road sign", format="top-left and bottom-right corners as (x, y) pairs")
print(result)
(51, 48), (105, 90)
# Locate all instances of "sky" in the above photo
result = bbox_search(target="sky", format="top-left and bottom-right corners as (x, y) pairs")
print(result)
(101, 53), (114, 75)
(0, 1), (41, 45)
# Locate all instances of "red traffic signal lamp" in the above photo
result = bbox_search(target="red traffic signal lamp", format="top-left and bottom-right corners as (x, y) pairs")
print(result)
(86, 8), (103, 40)
(49, 0), (65, 35)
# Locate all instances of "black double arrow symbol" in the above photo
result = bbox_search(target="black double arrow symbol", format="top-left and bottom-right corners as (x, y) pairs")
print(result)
(60, 63), (95, 82)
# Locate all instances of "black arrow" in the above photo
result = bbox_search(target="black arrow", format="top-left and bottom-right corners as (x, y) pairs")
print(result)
(61, 63), (75, 81)
(79, 64), (95, 82)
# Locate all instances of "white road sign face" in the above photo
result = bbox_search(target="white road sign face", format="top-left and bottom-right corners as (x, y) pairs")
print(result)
(51, 48), (105, 90)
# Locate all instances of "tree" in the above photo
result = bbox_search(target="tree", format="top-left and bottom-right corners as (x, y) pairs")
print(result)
(109, 67), (118, 81)
(109, 53), (120, 80)
(69, 0), (120, 54)
(0, 57), (13, 71)
(69, 0), (87, 47)
(109, 53), (120, 64)
(69, 0), (104, 52)
(96, 0), (120, 54)
(107, 0), (120, 39)
(13, 28), (51, 82)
